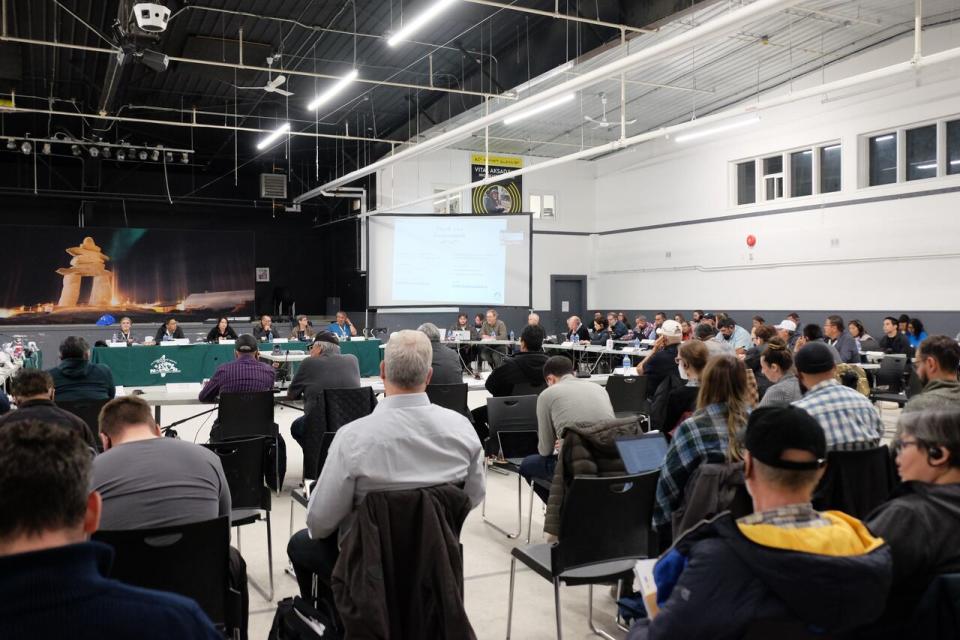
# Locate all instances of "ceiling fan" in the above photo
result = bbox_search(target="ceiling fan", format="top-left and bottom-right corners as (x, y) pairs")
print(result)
(583, 92), (636, 129)
(235, 55), (293, 96)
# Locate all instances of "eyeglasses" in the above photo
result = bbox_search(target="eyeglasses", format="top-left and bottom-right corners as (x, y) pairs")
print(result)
(893, 439), (920, 454)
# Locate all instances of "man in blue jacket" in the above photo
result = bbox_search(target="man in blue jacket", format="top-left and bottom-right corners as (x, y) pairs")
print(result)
(629, 405), (892, 639)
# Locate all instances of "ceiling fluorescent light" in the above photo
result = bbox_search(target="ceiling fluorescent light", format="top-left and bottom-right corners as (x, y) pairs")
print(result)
(256, 122), (291, 150)
(387, 0), (457, 47)
(503, 93), (575, 126)
(515, 61), (575, 93)
(915, 163), (938, 170)
(674, 115), (760, 143)
(307, 69), (359, 111)
(873, 134), (894, 142)
(950, 159), (960, 165)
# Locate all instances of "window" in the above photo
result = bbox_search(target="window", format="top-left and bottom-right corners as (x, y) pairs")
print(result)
(762, 155), (783, 200)
(947, 119), (960, 176)
(820, 144), (841, 193)
(790, 150), (813, 197)
(432, 187), (461, 213)
(529, 194), (556, 220)
(868, 133), (897, 186)
(736, 161), (756, 205)
(906, 124), (937, 181)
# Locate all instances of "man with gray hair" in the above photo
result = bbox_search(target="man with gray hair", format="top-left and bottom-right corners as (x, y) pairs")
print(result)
(417, 322), (462, 384)
(286, 330), (484, 606)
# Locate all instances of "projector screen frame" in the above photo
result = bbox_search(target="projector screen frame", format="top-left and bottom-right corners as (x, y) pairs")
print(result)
(365, 211), (533, 310)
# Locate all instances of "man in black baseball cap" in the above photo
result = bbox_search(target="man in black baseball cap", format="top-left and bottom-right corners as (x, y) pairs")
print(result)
(627, 405), (892, 640)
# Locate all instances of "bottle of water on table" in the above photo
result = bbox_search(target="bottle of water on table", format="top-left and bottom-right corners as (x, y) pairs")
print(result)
(622, 354), (632, 376)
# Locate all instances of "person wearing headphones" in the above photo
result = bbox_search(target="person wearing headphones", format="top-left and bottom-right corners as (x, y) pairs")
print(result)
(865, 408), (960, 634)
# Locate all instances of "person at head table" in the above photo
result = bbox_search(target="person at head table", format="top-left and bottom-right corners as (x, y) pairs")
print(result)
(290, 315), (316, 342)
(116, 316), (134, 344)
(155, 317), (184, 343)
(327, 311), (357, 339)
(252, 314), (281, 342)
(206, 316), (238, 343)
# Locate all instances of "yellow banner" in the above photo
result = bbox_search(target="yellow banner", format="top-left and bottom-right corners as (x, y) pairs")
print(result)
(0, 98), (14, 110)
(470, 153), (523, 169)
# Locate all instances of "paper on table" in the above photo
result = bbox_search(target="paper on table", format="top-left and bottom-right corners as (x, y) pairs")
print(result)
(634, 558), (659, 618)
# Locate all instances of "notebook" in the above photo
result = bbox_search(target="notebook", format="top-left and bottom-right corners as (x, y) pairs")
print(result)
(615, 433), (668, 474)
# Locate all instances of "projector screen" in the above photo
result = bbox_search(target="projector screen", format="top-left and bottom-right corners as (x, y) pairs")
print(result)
(368, 213), (532, 308)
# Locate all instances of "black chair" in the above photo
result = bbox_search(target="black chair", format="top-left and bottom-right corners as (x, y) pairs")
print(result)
(204, 436), (274, 601)
(743, 618), (835, 639)
(812, 446), (899, 519)
(512, 381), (546, 396)
(907, 573), (960, 640)
(483, 394), (540, 538)
(871, 354), (908, 394)
(299, 387), (376, 481)
(93, 516), (240, 638)
(425, 383), (470, 419)
(605, 375), (650, 421)
(288, 431), (337, 538)
(55, 398), (108, 450)
(217, 391), (280, 491)
(506, 473), (660, 639)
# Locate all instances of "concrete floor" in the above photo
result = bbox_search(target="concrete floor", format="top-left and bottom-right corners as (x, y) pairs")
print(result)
(159, 385), (904, 640)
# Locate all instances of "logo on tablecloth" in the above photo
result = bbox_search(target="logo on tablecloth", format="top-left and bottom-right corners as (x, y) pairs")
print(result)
(149, 355), (181, 378)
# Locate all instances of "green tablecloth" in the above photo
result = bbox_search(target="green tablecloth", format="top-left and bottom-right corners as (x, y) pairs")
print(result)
(91, 340), (382, 386)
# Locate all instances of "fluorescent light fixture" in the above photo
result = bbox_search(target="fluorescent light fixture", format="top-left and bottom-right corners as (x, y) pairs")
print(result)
(387, 0), (457, 47)
(821, 144), (841, 152)
(256, 122), (291, 150)
(915, 163), (937, 170)
(503, 93), (575, 126)
(873, 134), (894, 142)
(950, 159), (960, 165)
(307, 69), (358, 111)
(515, 61), (575, 93)
(674, 115), (760, 143)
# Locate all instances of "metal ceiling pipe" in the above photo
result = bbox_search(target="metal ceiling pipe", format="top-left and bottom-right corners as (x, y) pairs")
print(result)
(370, 44), (960, 214)
(462, 0), (655, 34)
(296, 0), (807, 202)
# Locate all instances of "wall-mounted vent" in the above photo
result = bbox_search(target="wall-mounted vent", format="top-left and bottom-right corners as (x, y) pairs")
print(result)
(260, 173), (287, 199)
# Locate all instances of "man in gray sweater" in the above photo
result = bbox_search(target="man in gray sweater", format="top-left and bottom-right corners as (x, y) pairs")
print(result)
(904, 336), (960, 414)
(288, 332), (361, 448)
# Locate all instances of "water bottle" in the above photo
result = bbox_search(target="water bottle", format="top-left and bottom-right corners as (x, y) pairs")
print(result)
(572, 333), (580, 345)
(632, 337), (641, 349)
(112, 332), (118, 343)
(509, 330), (515, 341)
(622, 354), (632, 375)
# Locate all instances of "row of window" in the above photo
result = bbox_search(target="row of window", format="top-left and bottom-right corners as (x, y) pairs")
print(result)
(734, 114), (960, 206)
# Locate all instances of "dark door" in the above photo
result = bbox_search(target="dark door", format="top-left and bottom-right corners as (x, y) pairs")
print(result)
(551, 275), (587, 329)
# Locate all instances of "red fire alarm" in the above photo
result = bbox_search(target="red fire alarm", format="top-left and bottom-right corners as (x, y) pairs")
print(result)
(746, 234), (757, 247)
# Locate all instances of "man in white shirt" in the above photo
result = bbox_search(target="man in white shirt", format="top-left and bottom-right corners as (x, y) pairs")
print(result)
(286, 330), (484, 607)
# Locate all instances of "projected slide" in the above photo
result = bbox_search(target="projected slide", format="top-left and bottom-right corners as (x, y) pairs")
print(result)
(368, 213), (531, 308)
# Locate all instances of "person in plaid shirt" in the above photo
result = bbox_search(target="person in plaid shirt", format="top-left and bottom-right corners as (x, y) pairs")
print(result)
(198, 334), (276, 402)
(792, 342), (882, 451)
(654, 355), (752, 530)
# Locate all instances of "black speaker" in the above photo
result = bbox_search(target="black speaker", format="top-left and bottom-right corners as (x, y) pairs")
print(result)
(325, 297), (341, 316)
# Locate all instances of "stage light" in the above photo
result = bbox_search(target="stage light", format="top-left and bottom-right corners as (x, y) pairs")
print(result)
(138, 149), (148, 161)
(502, 93), (575, 126)
(20, 140), (32, 155)
(6, 138), (15, 150)
(140, 48), (169, 73)
(256, 122), (291, 150)
(164, 151), (173, 163)
(150, 149), (159, 161)
(116, 149), (126, 161)
(180, 152), (189, 164)
(88, 146), (100, 158)
(41, 143), (52, 155)
(674, 115), (760, 143)
(387, 0), (457, 47)
(71, 144), (82, 156)
(101, 147), (112, 159)
(307, 70), (358, 111)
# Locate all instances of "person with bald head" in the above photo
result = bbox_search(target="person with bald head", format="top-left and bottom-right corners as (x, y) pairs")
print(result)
(565, 316), (590, 343)
(527, 312), (540, 327)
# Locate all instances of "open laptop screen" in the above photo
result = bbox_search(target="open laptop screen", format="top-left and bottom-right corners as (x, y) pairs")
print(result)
(615, 433), (668, 474)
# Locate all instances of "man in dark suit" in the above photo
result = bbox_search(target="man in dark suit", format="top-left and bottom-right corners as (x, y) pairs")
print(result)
(154, 317), (185, 342)
(565, 316), (591, 342)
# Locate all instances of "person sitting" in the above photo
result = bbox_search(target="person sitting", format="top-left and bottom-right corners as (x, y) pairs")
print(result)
(518, 356), (615, 504)
(757, 338), (802, 407)
(0, 369), (97, 449)
(564, 315), (591, 343)
(607, 312), (629, 339)
(650, 340), (708, 434)
(849, 319), (880, 352)
(484, 324), (548, 398)
(878, 316), (913, 356)
(795, 323), (842, 363)
(205, 316), (238, 343)
(478, 309), (509, 370)
(695, 322), (733, 358)
(714, 317), (752, 353)
(47, 336), (115, 403)
(637, 320), (683, 399)
(774, 318), (799, 350)
(903, 336), (960, 413)
(590, 316), (611, 345)
(630, 406), (892, 640)
(0, 421), (222, 640)
(906, 318), (929, 350)
(251, 314), (281, 342)
(115, 316), (135, 344)
(286, 330), (484, 610)
(289, 315), (315, 342)
(866, 409), (960, 633)
(792, 342), (882, 451)
(653, 355), (751, 533)
(743, 324), (776, 377)
(824, 314), (860, 364)
(154, 317), (184, 342)
(449, 313), (476, 373)
(287, 332), (360, 450)
(417, 322), (461, 385)
(627, 315), (656, 341)
(326, 311), (357, 340)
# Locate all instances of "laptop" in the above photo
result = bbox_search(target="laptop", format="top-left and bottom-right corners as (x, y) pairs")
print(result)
(496, 430), (540, 466)
(451, 330), (471, 341)
(615, 433), (668, 474)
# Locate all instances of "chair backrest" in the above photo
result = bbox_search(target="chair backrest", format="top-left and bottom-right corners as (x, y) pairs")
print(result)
(497, 430), (540, 459)
(55, 398), (108, 443)
(203, 436), (269, 511)
(316, 431), (338, 479)
(908, 573), (960, 640)
(217, 391), (276, 437)
(553, 473), (660, 573)
(324, 387), (376, 431)
(605, 375), (649, 415)
(812, 445), (898, 518)
(486, 394), (539, 437)
(425, 383), (469, 415)
(512, 381), (546, 396)
(876, 355), (907, 393)
(906, 367), (925, 398)
(93, 516), (232, 627)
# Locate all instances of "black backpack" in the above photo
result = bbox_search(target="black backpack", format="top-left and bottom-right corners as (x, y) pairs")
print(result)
(268, 596), (340, 640)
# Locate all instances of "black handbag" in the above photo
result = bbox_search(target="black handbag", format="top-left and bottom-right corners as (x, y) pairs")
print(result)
(268, 596), (340, 640)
